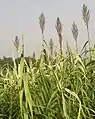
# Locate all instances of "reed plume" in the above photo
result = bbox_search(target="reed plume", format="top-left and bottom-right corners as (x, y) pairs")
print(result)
(13, 36), (19, 58)
(55, 17), (63, 53)
(39, 13), (45, 48)
(82, 4), (91, 59)
(72, 21), (78, 53)
(49, 38), (54, 56)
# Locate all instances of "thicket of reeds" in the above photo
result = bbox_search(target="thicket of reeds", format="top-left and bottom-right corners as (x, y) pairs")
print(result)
(0, 4), (95, 119)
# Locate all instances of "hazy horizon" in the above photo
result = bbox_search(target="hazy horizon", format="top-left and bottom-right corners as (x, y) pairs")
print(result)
(0, 0), (95, 58)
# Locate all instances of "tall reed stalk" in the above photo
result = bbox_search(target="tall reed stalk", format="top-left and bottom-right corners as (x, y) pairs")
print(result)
(82, 4), (91, 59)
(39, 13), (45, 49)
(21, 32), (24, 57)
(72, 22), (78, 53)
(13, 36), (19, 58)
(55, 17), (63, 54)
(49, 38), (54, 56)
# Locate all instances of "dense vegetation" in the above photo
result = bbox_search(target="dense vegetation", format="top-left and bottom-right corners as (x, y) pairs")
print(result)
(0, 4), (95, 119)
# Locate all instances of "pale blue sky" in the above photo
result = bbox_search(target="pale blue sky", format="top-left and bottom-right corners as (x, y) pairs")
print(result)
(0, 0), (95, 57)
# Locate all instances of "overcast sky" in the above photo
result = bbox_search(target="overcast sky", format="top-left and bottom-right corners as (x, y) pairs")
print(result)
(0, 0), (95, 58)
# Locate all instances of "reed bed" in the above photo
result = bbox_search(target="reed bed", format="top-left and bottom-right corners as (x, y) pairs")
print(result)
(0, 4), (95, 119)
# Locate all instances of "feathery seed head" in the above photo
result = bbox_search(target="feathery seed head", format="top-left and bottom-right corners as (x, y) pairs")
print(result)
(39, 13), (45, 33)
(14, 36), (19, 50)
(72, 22), (78, 41)
(55, 17), (62, 35)
(55, 17), (63, 50)
(49, 38), (54, 51)
(82, 4), (90, 27)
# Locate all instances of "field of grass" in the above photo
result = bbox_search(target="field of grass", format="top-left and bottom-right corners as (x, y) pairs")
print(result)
(0, 4), (95, 119)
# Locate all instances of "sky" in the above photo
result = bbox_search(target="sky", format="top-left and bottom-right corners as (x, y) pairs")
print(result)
(0, 0), (95, 58)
